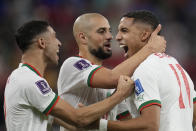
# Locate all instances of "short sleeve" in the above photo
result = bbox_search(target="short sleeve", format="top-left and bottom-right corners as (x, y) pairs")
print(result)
(115, 100), (130, 120)
(133, 61), (161, 113)
(25, 79), (59, 115)
(71, 57), (102, 87)
(106, 90), (130, 120)
(58, 57), (102, 92)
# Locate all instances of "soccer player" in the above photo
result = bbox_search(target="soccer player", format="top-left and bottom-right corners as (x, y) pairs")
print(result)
(57, 13), (166, 130)
(102, 10), (196, 131)
(3, 20), (134, 131)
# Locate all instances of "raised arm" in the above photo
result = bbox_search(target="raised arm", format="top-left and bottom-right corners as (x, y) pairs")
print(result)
(50, 75), (134, 128)
(91, 25), (166, 89)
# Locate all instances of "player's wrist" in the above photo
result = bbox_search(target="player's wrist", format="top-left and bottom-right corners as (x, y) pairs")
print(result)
(111, 91), (125, 102)
(99, 119), (108, 131)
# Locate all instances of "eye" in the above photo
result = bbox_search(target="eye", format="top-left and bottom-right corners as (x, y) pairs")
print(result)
(97, 29), (106, 34)
(120, 28), (128, 33)
(109, 28), (112, 33)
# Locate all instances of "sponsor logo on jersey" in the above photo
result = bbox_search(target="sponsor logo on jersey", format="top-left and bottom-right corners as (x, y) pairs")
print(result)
(74, 59), (90, 70)
(135, 79), (144, 96)
(35, 80), (51, 94)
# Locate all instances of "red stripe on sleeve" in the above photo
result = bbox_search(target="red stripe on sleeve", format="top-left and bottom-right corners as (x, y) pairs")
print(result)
(90, 67), (104, 88)
(46, 96), (60, 116)
(140, 103), (161, 113)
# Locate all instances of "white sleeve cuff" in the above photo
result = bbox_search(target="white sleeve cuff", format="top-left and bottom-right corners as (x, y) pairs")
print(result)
(99, 119), (108, 131)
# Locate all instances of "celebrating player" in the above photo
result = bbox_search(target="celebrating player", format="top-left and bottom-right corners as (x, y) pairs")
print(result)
(105, 10), (196, 131)
(3, 20), (134, 131)
(57, 13), (166, 130)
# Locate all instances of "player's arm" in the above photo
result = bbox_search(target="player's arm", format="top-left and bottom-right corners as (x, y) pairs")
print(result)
(50, 75), (134, 128)
(108, 105), (160, 131)
(106, 55), (161, 131)
(53, 117), (79, 131)
(91, 25), (166, 89)
(115, 100), (132, 121)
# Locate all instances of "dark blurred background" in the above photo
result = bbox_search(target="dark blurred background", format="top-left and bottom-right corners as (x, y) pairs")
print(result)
(0, 0), (196, 130)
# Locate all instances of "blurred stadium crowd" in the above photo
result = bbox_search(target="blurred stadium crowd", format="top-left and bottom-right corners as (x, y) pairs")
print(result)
(0, 0), (196, 130)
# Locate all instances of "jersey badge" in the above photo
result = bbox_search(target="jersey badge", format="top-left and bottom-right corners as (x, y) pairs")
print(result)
(135, 79), (144, 96)
(135, 94), (144, 101)
(35, 80), (51, 94)
(74, 59), (90, 70)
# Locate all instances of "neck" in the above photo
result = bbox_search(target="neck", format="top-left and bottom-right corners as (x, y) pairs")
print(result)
(21, 50), (47, 76)
(79, 51), (103, 65)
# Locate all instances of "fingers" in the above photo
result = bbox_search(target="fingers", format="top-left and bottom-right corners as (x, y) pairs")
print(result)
(117, 75), (135, 98)
(119, 75), (131, 82)
(152, 24), (161, 36)
(147, 24), (167, 53)
(160, 36), (167, 53)
(78, 103), (85, 108)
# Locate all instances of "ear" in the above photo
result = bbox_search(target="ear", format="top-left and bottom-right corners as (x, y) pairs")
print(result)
(140, 30), (151, 42)
(37, 38), (46, 49)
(78, 32), (87, 45)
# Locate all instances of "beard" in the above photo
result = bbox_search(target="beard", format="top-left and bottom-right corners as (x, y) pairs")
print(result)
(89, 46), (112, 60)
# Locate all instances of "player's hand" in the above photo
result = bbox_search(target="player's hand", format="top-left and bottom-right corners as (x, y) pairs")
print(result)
(78, 103), (85, 108)
(116, 75), (134, 98)
(147, 24), (166, 53)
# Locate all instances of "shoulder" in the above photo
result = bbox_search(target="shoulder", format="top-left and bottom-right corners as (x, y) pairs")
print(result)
(137, 53), (177, 69)
(15, 66), (46, 89)
(135, 54), (159, 70)
(133, 53), (163, 77)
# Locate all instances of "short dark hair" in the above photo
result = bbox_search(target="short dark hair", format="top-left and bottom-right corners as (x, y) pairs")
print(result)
(15, 20), (50, 52)
(123, 10), (159, 30)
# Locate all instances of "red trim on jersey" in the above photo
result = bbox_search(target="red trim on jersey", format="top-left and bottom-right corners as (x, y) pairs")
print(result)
(23, 63), (42, 77)
(140, 103), (161, 113)
(118, 113), (130, 120)
(46, 96), (60, 116)
(90, 67), (104, 88)
(77, 55), (83, 58)
(116, 112), (131, 120)
(194, 101), (196, 104)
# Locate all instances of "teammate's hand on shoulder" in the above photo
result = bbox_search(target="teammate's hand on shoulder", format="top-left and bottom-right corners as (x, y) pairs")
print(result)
(116, 75), (134, 98)
(147, 24), (166, 53)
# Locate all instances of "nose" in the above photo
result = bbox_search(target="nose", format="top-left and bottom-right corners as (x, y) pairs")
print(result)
(106, 31), (113, 41)
(57, 39), (62, 47)
(116, 32), (122, 42)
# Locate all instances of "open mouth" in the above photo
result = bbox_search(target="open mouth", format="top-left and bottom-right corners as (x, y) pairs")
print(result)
(120, 44), (129, 58)
(120, 45), (128, 53)
(56, 50), (60, 58)
(103, 42), (111, 51)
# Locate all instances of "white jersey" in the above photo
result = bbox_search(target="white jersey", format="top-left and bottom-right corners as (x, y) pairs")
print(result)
(58, 56), (129, 131)
(129, 53), (195, 131)
(4, 63), (59, 131)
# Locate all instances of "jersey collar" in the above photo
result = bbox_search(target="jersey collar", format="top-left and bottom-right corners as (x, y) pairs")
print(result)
(76, 55), (95, 65)
(22, 63), (42, 77)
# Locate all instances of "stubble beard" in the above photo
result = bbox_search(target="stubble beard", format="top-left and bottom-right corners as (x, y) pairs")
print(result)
(89, 46), (112, 60)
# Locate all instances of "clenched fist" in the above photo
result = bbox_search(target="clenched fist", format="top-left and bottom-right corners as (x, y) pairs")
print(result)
(116, 75), (135, 98)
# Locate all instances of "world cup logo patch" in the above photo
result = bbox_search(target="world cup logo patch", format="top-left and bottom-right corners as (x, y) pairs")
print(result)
(35, 80), (51, 95)
(135, 79), (144, 96)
